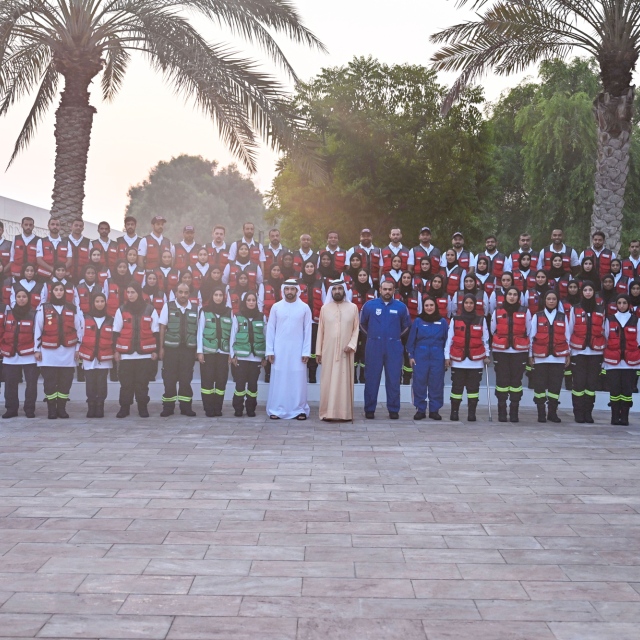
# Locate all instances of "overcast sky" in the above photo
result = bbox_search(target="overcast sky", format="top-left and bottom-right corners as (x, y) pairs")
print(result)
(0, 0), (534, 231)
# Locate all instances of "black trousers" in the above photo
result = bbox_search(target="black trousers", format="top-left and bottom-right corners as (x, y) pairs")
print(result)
(402, 333), (412, 382)
(4, 363), (38, 413)
(607, 369), (635, 405)
(41, 366), (74, 402)
(533, 362), (565, 404)
(85, 369), (109, 403)
(200, 353), (229, 410)
(571, 354), (602, 408)
(355, 330), (367, 368)
(233, 360), (260, 412)
(493, 352), (528, 403)
(118, 359), (153, 406)
(308, 323), (318, 374)
(450, 367), (483, 401)
(162, 347), (196, 404)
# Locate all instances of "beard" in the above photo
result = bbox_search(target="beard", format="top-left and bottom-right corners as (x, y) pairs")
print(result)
(332, 291), (345, 301)
(284, 292), (296, 301)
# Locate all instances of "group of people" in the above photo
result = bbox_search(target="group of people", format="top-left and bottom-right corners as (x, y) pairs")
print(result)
(0, 215), (637, 426)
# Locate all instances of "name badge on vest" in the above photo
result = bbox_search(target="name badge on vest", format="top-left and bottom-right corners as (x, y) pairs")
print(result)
(376, 309), (382, 316)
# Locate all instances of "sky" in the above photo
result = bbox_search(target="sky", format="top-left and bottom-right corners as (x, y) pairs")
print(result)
(0, 0), (534, 231)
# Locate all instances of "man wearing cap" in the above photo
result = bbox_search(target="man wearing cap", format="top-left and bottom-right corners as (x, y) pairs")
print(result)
(138, 216), (174, 271)
(380, 228), (410, 276)
(442, 231), (475, 274)
(408, 227), (441, 276)
(174, 225), (201, 272)
(316, 280), (360, 421)
(346, 229), (382, 286)
(92, 221), (118, 272)
(266, 279), (312, 420)
(228, 222), (266, 271)
(360, 279), (411, 419)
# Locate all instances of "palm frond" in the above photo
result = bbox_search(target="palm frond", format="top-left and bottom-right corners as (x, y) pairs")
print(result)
(101, 36), (130, 100)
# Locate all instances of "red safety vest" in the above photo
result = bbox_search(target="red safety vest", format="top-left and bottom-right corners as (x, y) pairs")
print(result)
(299, 282), (324, 323)
(228, 290), (242, 315)
(174, 243), (201, 272)
(395, 291), (420, 320)
(264, 247), (287, 274)
(131, 269), (145, 285)
(570, 303), (606, 351)
(613, 276), (631, 294)
(0, 309), (35, 357)
(621, 258), (640, 280)
(262, 283), (279, 319)
(455, 291), (485, 316)
(11, 235), (39, 277)
(228, 263), (259, 290)
(445, 267), (464, 297)
(510, 250), (539, 272)
(1, 276), (12, 306)
(91, 239), (118, 271)
(354, 246), (382, 281)
(449, 316), (486, 362)
(584, 248), (613, 280)
(292, 251), (317, 276)
(115, 304), (157, 354)
(0, 239), (10, 270)
(512, 270), (536, 293)
(78, 315), (114, 362)
(532, 311), (570, 358)
(411, 246), (441, 276)
(106, 282), (122, 318)
(70, 237), (91, 281)
(412, 276), (431, 294)
(455, 250), (473, 271)
(381, 247), (409, 274)
(47, 280), (75, 305)
(604, 315), (640, 366)
(596, 295), (617, 317)
(549, 274), (570, 299)
(433, 296), (450, 322)
(153, 268), (180, 296)
(143, 235), (171, 270)
(116, 236), (141, 262)
(190, 265), (211, 291)
(527, 290), (544, 314)
(142, 292), (165, 315)
(206, 245), (230, 271)
(477, 251), (506, 278)
(12, 281), (44, 309)
(543, 247), (573, 274)
(351, 288), (376, 312)
(38, 238), (70, 278)
(476, 275), (497, 297)
(492, 307), (530, 351)
(40, 303), (78, 349)
(319, 249), (346, 273)
(233, 241), (262, 266)
(76, 283), (99, 313)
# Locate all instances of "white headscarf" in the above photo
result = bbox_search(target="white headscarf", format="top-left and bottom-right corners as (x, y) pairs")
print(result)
(323, 279), (352, 305)
(281, 278), (301, 299)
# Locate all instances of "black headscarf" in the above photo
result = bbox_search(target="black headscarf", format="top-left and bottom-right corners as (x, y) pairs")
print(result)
(122, 280), (147, 315)
(204, 285), (229, 316)
(610, 258), (622, 275)
(90, 292), (108, 318)
(535, 270), (550, 295)
(579, 281), (597, 313)
(143, 275), (160, 297)
(417, 259), (432, 280)
(502, 286), (521, 315)
(565, 279), (581, 306)
(600, 275), (616, 304)
(546, 254), (566, 279)
(21, 262), (36, 281)
(463, 277), (478, 296)
(543, 289), (559, 312)
(235, 242), (251, 265)
(12, 290), (31, 320)
(398, 272), (414, 302)
(49, 282), (67, 305)
(418, 296), (441, 323)
(346, 256), (363, 281)
(318, 253), (339, 280)
(82, 264), (98, 284)
(430, 275), (446, 298)
(239, 292), (263, 320)
(459, 293), (478, 324)
(629, 280), (640, 308)
(445, 252), (458, 269)
(267, 264), (284, 293)
(280, 252), (296, 280)
(352, 270), (371, 296)
(301, 260), (318, 286)
(475, 257), (490, 277)
(111, 260), (132, 288)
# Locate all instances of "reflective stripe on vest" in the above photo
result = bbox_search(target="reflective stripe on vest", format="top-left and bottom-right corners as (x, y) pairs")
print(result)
(41, 304), (77, 349)
(603, 315), (640, 366)
(450, 317), (486, 362)
(163, 302), (198, 348)
(78, 315), (114, 362)
(233, 315), (266, 357)
(202, 311), (232, 353)
(492, 308), (529, 351)
(0, 310), (35, 357)
(569, 304), (606, 351)
(532, 312), (570, 358)
(116, 305), (156, 354)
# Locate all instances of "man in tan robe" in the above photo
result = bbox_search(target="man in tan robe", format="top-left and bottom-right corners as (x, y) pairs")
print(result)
(316, 280), (360, 421)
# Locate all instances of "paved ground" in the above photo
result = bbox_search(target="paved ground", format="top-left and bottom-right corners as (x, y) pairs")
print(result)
(0, 403), (639, 639)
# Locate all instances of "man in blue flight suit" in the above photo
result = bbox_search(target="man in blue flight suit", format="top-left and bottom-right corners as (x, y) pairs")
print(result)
(360, 280), (411, 419)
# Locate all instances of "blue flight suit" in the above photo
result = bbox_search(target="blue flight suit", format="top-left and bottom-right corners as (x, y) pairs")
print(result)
(360, 297), (411, 413)
(406, 316), (448, 413)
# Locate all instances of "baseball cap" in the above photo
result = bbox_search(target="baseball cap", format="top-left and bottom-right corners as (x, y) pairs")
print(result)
(420, 226), (431, 233)
(183, 225), (194, 232)
(151, 215), (167, 224)
(360, 228), (372, 234)
(452, 231), (464, 238)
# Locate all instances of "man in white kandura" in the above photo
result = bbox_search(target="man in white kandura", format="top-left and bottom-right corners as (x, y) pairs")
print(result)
(266, 279), (312, 420)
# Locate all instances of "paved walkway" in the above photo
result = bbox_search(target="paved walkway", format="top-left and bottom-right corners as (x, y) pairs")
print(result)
(0, 404), (639, 639)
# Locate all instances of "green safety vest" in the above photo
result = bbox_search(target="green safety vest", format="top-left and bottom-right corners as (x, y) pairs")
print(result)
(202, 311), (232, 354)
(233, 315), (266, 358)
(164, 301), (198, 348)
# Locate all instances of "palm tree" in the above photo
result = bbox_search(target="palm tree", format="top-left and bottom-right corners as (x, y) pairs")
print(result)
(0, 0), (325, 231)
(430, 1), (640, 252)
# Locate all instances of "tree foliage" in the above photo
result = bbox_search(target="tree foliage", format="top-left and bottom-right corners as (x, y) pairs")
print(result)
(267, 57), (494, 248)
(126, 155), (266, 243)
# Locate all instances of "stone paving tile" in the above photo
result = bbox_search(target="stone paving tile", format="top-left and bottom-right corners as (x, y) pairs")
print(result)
(421, 621), (557, 640)
(297, 618), (428, 640)
(37, 613), (172, 638)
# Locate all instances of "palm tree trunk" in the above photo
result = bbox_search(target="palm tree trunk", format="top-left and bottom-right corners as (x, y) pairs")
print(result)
(591, 88), (634, 253)
(50, 64), (99, 235)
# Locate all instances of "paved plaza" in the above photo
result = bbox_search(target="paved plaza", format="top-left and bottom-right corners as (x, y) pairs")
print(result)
(0, 403), (639, 639)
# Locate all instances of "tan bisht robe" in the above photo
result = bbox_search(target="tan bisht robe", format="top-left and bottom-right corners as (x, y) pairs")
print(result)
(316, 299), (360, 420)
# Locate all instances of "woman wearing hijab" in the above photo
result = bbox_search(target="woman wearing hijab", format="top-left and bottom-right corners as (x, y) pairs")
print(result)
(105, 260), (132, 317)
(445, 293), (490, 421)
(474, 256), (497, 298)
(112, 280), (160, 418)
(407, 296), (448, 420)
(597, 274), (618, 316)
(529, 290), (572, 423)
(428, 274), (451, 321)
(609, 258), (631, 294)
(229, 291), (266, 418)
(78, 292), (113, 418)
(569, 282), (605, 423)
(0, 290), (38, 418)
(560, 280), (581, 314)
(223, 242), (263, 291)
(412, 257), (433, 294)
(380, 254), (403, 288)
(545, 253), (571, 298)
(451, 274), (489, 317)
(351, 268), (376, 384)
(280, 252), (297, 280)
(604, 294), (639, 425)
(298, 260), (323, 383)
(488, 272), (521, 314)
(576, 256), (601, 292)
(443, 249), (466, 297)
(524, 270), (551, 315)
(154, 249), (180, 296)
(491, 286), (532, 423)
(142, 271), (167, 315)
(10, 263), (46, 309)
(344, 253), (363, 288)
(169, 270), (201, 308)
(629, 280), (640, 312)
(34, 281), (84, 419)
(197, 286), (232, 417)
(260, 263), (283, 321)
(227, 271), (252, 315)
(396, 271), (422, 386)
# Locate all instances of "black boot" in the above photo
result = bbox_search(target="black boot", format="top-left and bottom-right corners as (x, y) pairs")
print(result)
(584, 397), (595, 424)
(180, 401), (196, 417)
(86, 402), (96, 418)
(449, 399), (461, 421)
(509, 402), (520, 423)
(138, 402), (150, 418)
(429, 411), (442, 421)
(536, 402), (547, 423)
(77, 365), (85, 382)
(95, 402), (104, 418)
(160, 402), (175, 417)
(497, 399), (508, 423)
(547, 400), (561, 423)
(359, 367), (366, 384)
(57, 398), (69, 419)
(620, 403), (631, 427)
(611, 402), (620, 425)
(212, 394), (224, 417)
(572, 395), (585, 424)
(47, 399), (58, 420)
(110, 367), (119, 382)
(308, 369), (317, 384)
(202, 395), (215, 418)
(2, 409), (18, 419)
(467, 399), (478, 422)
(116, 405), (130, 419)
(413, 411), (426, 420)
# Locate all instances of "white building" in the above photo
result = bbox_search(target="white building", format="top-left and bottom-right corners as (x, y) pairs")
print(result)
(0, 195), (119, 240)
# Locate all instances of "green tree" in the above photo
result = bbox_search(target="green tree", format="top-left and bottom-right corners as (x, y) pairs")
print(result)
(126, 155), (266, 243)
(0, 0), (324, 232)
(267, 56), (494, 250)
(431, 0), (640, 251)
